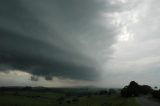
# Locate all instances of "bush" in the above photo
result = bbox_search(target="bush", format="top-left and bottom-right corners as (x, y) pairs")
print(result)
(72, 98), (79, 102)
(152, 90), (160, 98)
(66, 100), (71, 104)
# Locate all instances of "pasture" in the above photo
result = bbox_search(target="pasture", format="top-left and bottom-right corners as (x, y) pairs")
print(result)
(0, 90), (139, 106)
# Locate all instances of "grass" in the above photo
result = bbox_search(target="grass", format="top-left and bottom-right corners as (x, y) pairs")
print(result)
(105, 95), (139, 106)
(0, 91), (139, 106)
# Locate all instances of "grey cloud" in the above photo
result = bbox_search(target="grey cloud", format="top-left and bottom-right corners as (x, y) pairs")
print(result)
(0, 0), (118, 81)
(30, 76), (39, 81)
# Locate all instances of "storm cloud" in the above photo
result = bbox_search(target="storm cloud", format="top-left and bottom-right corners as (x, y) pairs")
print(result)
(0, 0), (118, 81)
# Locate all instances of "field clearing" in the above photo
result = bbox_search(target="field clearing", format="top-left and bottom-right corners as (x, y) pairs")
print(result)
(0, 91), (139, 106)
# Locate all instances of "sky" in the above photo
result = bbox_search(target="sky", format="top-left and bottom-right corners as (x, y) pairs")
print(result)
(0, 0), (160, 88)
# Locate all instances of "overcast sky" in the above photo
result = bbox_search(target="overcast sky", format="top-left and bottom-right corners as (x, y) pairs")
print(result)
(0, 0), (160, 88)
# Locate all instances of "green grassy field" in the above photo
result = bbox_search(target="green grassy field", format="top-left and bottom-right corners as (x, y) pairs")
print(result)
(0, 91), (139, 106)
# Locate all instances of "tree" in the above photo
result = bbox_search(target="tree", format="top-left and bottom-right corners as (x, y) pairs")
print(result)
(121, 81), (153, 97)
(154, 86), (158, 90)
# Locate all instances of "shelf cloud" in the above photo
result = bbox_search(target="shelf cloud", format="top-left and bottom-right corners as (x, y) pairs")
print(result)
(0, 0), (118, 81)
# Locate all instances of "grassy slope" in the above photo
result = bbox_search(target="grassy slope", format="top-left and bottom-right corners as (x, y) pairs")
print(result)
(105, 95), (139, 106)
(0, 92), (139, 106)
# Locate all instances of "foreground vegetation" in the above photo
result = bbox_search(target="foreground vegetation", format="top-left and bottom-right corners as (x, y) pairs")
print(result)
(0, 91), (139, 106)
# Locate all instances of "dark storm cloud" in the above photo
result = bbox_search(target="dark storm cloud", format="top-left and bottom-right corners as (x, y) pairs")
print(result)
(30, 76), (39, 81)
(0, 28), (98, 80)
(0, 0), (118, 80)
